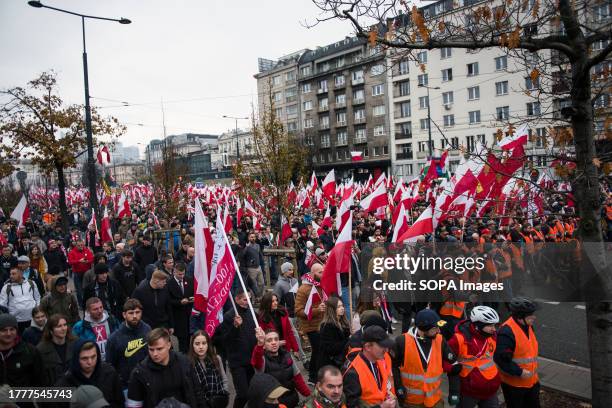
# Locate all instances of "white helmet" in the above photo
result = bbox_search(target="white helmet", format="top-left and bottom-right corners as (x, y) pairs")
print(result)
(470, 306), (500, 324)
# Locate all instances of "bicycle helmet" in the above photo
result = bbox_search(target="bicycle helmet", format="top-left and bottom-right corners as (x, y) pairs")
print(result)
(508, 297), (538, 315)
(470, 306), (500, 324)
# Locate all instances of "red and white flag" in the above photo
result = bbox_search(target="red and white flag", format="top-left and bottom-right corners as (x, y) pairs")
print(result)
(321, 206), (332, 229)
(252, 214), (262, 231)
(96, 146), (111, 165)
(244, 199), (258, 216)
(321, 213), (353, 296)
(205, 210), (239, 337)
(279, 214), (293, 245)
(309, 171), (318, 194)
(397, 206), (434, 242)
(194, 198), (214, 312)
(117, 192), (131, 219)
(350, 151), (363, 162)
(236, 198), (243, 228)
(391, 203), (409, 243)
(312, 220), (324, 236)
(304, 284), (323, 320)
(498, 124), (529, 151)
(223, 205), (233, 234)
(87, 210), (100, 247)
(10, 195), (30, 228)
(359, 182), (388, 213)
(322, 169), (336, 200)
(100, 207), (113, 243)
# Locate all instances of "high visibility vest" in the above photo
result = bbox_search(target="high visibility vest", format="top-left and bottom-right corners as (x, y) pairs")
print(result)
(499, 317), (539, 388)
(439, 301), (465, 319)
(606, 205), (612, 221)
(520, 233), (535, 255)
(345, 353), (393, 405)
(455, 331), (498, 380)
(509, 243), (524, 270)
(399, 333), (443, 407)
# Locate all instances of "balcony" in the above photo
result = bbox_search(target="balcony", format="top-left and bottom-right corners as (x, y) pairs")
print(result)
(336, 139), (348, 146)
(320, 123), (330, 130)
(417, 151), (428, 159)
(449, 149), (461, 156)
(395, 132), (412, 140)
(352, 78), (364, 86)
(354, 136), (367, 144)
(319, 105), (329, 112)
(354, 117), (366, 124)
(396, 152), (413, 160)
(318, 88), (328, 94)
(285, 95), (297, 103)
(336, 101), (346, 108)
(336, 121), (347, 127)
(335, 82), (346, 89)
(353, 98), (365, 105)
(321, 141), (331, 148)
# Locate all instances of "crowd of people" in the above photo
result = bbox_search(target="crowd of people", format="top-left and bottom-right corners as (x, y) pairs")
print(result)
(0, 179), (609, 408)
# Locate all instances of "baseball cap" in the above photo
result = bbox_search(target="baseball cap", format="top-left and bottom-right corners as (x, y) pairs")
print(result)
(315, 248), (326, 256)
(415, 309), (446, 331)
(267, 386), (290, 400)
(73, 385), (110, 408)
(362, 325), (394, 348)
(17, 255), (30, 263)
(55, 276), (69, 287)
(0, 314), (18, 330)
(94, 264), (110, 275)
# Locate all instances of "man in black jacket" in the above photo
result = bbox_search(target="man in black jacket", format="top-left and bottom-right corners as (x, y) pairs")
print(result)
(133, 235), (158, 281)
(106, 298), (151, 391)
(44, 239), (68, 277)
(127, 328), (200, 408)
(166, 262), (193, 352)
(0, 313), (44, 386)
(0, 245), (18, 283)
(218, 288), (258, 408)
(112, 249), (141, 297)
(131, 269), (174, 331)
(83, 263), (125, 321)
(56, 339), (124, 407)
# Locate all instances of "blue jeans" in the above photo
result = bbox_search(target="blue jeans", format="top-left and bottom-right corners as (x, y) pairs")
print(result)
(73, 273), (84, 307)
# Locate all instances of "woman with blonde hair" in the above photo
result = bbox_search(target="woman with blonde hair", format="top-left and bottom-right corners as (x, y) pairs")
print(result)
(317, 296), (351, 369)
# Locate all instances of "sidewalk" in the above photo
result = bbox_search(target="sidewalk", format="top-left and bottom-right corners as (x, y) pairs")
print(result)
(537, 357), (591, 401)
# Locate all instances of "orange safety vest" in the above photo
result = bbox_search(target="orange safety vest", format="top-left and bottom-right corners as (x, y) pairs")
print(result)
(499, 317), (539, 388)
(606, 205), (612, 221)
(498, 249), (513, 279)
(345, 353), (394, 405)
(519, 233), (535, 255)
(455, 332), (498, 380)
(399, 333), (443, 407)
(439, 301), (465, 319)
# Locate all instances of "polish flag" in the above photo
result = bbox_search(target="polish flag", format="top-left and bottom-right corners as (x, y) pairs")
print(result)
(100, 207), (113, 243)
(392, 178), (404, 203)
(205, 210), (239, 336)
(223, 205), (233, 234)
(252, 214), (262, 231)
(336, 200), (351, 231)
(350, 151), (363, 161)
(10, 195), (30, 228)
(321, 206), (332, 229)
(391, 203), (409, 243)
(87, 210), (100, 247)
(498, 124), (529, 151)
(244, 199), (258, 216)
(322, 169), (336, 200)
(359, 182), (388, 213)
(236, 198), (244, 228)
(279, 214), (293, 245)
(321, 213), (353, 296)
(309, 171), (319, 194)
(397, 206), (434, 242)
(365, 174), (374, 191)
(312, 220), (324, 236)
(194, 198), (213, 312)
(287, 181), (297, 205)
(304, 284), (323, 320)
(96, 146), (111, 165)
(117, 192), (131, 219)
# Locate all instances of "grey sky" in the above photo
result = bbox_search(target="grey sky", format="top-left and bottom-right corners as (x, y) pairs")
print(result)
(0, 0), (353, 153)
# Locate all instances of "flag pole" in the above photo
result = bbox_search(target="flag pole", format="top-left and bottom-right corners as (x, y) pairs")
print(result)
(461, 217), (466, 243)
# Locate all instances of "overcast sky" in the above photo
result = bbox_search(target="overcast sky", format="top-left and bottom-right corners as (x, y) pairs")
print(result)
(0, 0), (354, 154)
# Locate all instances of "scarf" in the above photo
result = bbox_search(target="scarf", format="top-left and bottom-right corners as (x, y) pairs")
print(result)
(194, 358), (227, 398)
(302, 273), (320, 287)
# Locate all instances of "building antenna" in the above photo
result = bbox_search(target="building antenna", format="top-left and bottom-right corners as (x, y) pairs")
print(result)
(161, 96), (167, 139)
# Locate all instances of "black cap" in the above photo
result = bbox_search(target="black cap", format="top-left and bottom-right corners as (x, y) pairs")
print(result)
(362, 326), (394, 348)
(415, 309), (445, 331)
(55, 276), (69, 286)
(94, 263), (110, 275)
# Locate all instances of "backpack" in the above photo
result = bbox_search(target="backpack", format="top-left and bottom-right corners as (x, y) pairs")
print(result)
(4, 279), (36, 307)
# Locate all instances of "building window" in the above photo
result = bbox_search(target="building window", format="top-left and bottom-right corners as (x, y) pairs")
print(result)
(495, 56), (508, 71)
(419, 96), (429, 109)
(398, 143), (413, 160)
(405, 164), (413, 175)
(374, 125), (385, 136)
(353, 89), (365, 102)
(496, 106), (510, 120)
(420, 119), (429, 130)
(286, 71), (295, 82)
(400, 102), (411, 118)
(442, 68), (453, 82)
(417, 74), (428, 87)
(469, 110), (481, 124)
(594, 3), (610, 21)
(418, 141), (427, 152)
(274, 107), (282, 117)
(300, 66), (311, 76)
(383, 145), (389, 155)
(450, 137), (459, 149)
(442, 91), (454, 105)
(440, 48), (452, 59)
(525, 76), (540, 90)
(303, 118), (313, 128)
(594, 94), (609, 108)
(337, 131), (348, 145)
(273, 91), (282, 102)
(371, 64), (385, 76)
(336, 112), (347, 126)
(373, 147), (379, 156)
(468, 86), (480, 100)
(335, 75), (345, 86)
(466, 135), (475, 152)
(354, 108), (366, 121)
(399, 122), (412, 137)
(355, 127), (367, 141)
(352, 70), (364, 83)
(443, 114), (455, 127)
(467, 62), (479, 76)
(417, 51), (428, 64)
(320, 116), (330, 128)
(399, 60), (410, 75)
(336, 93), (346, 106)
(302, 83), (311, 93)
(398, 80), (411, 96)
(527, 102), (541, 116)
(373, 105), (386, 116)
(287, 121), (297, 131)
(319, 97), (328, 110)
(319, 80), (328, 92)
(372, 84), (384, 96)
(286, 105), (297, 115)
(303, 100), (313, 111)
(272, 75), (282, 86)
(524, 23), (538, 36)
(321, 134), (330, 147)
(496, 81), (509, 96)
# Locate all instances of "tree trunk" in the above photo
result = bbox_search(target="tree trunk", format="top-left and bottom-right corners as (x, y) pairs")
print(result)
(56, 163), (69, 234)
(570, 58), (612, 408)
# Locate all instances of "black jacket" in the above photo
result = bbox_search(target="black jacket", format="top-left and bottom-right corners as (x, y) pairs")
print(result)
(55, 339), (124, 408)
(44, 248), (68, 276)
(0, 339), (44, 386)
(0, 255), (17, 282)
(217, 305), (258, 369)
(106, 321), (152, 387)
(127, 351), (201, 408)
(82, 278), (125, 321)
(131, 280), (174, 330)
(37, 338), (77, 386)
(317, 323), (350, 369)
(112, 260), (142, 297)
(166, 276), (194, 340)
(133, 244), (158, 278)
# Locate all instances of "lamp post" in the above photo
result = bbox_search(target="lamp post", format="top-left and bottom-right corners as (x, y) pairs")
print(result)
(418, 83), (440, 159)
(222, 115), (248, 161)
(28, 1), (131, 220)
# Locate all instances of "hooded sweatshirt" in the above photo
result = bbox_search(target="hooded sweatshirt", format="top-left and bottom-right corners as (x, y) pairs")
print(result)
(106, 320), (152, 387)
(72, 311), (120, 361)
(40, 276), (80, 324)
(56, 339), (124, 407)
(21, 318), (46, 346)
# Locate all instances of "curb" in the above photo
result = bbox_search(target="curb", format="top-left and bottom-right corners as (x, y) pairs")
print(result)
(538, 357), (591, 402)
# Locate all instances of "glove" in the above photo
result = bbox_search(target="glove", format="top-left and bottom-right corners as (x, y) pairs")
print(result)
(448, 393), (460, 406)
(395, 387), (406, 401)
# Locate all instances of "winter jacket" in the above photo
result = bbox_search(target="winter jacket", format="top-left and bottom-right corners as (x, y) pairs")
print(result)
(21, 319), (45, 346)
(0, 255), (17, 281)
(67, 246), (94, 274)
(448, 320), (501, 400)
(39, 275), (80, 324)
(106, 321), (152, 387)
(318, 322), (350, 369)
(273, 275), (298, 317)
(131, 279), (174, 330)
(55, 339), (124, 408)
(82, 278), (125, 320)
(0, 338), (45, 386)
(72, 311), (121, 361)
(251, 345), (311, 397)
(37, 338), (77, 386)
(133, 244), (158, 279)
(44, 247), (68, 275)
(294, 281), (325, 333)
(22, 267), (46, 297)
(112, 260), (142, 297)
(0, 279), (41, 322)
(257, 308), (299, 353)
(127, 351), (200, 408)
(217, 305), (258, 369)
(301, 388), (348, 408)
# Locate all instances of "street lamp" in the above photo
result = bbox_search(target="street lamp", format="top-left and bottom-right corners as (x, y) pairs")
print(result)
(222, 115), (249, 161)
(418, 83), (440, 158)
(28, 1), (131, 221)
